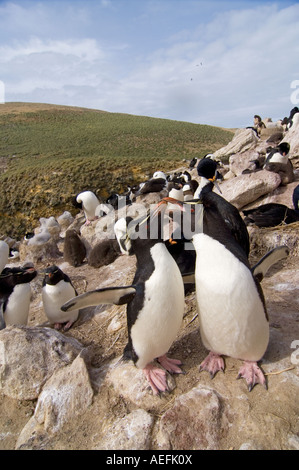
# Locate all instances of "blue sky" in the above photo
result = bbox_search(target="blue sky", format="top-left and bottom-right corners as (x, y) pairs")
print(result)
(0, 0), (299, 127)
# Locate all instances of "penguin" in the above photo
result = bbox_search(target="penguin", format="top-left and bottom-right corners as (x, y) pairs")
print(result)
(160, 158), (273, 390)
(242, 184), (299, 227)
(62, 212), (185, 395)
(74, 191), (100, 224)
(264, 142), (290, 166)
(63, 229), (87, 267)
(183, 179), (199, 201)
(0, 264), (37, 329)
(87, 238), (121, 268)
(189, 157), (197, 169)
(136, 171), (167, 195)
(0, 241), (9, 273)
(42, 265), (79, 331)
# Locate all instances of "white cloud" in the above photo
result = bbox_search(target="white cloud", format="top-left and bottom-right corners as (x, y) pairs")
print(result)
(1, 1), (299, 127)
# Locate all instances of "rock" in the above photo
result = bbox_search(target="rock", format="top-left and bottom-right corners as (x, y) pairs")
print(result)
(260, 126), (283, 141)
(19, 237), (61, 264)
(94, 409), (154, 450)
(57, 211), (74, 236)
(242, 180), (299, 210)
(215, 170), (281, 209)
(106, 358), (176, 407)
(213, 128), (259, 163)
(157, 386), (228, 450)
(281, 119), (299, 159)
(16, 354), (93, 449)
(249, 222), (299, 256)
(0, 326), (83, 400)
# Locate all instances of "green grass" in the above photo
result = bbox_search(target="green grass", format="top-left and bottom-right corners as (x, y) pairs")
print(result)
(0, 102), (233, 238)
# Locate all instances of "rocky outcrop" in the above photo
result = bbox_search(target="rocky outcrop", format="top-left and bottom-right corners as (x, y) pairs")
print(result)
(0, 326), (83, 400)
(214, 170), (281, 209)
(15, 353), (93, 449)
(213, 128), (259, 163)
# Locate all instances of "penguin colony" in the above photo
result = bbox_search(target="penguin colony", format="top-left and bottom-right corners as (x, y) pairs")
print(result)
(0, 109), (297, 395)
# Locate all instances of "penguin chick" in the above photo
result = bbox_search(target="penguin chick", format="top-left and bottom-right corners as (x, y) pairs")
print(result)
(62, 212), (185, 396)
(63, 229), (87, 267)
(0, 265), (37, 329)
(87, 238), (120, 268)
(42, 265), (79, 331)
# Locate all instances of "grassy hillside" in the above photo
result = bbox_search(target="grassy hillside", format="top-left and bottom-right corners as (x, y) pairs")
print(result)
(0, 102), (233, 238)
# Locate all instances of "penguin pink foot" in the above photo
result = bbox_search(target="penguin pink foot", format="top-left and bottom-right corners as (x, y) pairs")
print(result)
(143, 364), (169, 395)
(237, 360), (267, 391)
(158, 354), (183, 374)
(53, 320), (74, 331)
(199, 351), (225, 378)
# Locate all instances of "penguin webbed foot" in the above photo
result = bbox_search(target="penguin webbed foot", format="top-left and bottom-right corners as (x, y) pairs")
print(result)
(54, 320), (75, 332)
(237, 360), (267, 392)
(143, 364), (169, 396)
(157, 354), (184, 374)
(199, 351), (225, 379)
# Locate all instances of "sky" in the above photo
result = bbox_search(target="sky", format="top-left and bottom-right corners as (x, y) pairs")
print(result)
(0, 0), (299, 128)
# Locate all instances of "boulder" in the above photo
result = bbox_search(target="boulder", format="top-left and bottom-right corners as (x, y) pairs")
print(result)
(94, 409), (154, 450)
(215, 170), (281, 209)
(19, 237), (61, 264)
(16, 354), (93, 449)
(242, 180), (299, 210)
(106, 358), (176, 407)
(213, 128), (259, 163)
(0, 326), (83, 400)
(281, 119), (299, 159)
(156, 385), (229, 450)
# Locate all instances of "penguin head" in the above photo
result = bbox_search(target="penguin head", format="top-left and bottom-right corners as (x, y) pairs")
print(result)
(197, 158), (218, 179)
(72, 195), (82, 209)
(43, 265), (64, 286)
(278, 142), (290, 156)
(0, 265), (37, 287)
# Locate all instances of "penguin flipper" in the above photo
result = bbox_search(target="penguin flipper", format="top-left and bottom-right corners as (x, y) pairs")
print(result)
(61, 286), (136, 312)
(0, 302), (6, 330)
(252, 246), (289, 282)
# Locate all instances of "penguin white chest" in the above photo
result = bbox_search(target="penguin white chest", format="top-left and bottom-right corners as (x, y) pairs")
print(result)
(42, 280), (79, 324)
(131, 243), (185, 369)
(4, 284), (31, 326)
(193, 234), (269, 362)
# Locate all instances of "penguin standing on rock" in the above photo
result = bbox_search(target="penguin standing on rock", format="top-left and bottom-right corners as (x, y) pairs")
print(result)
(42, 265), (79, 331)
(0, 265), (37, 329)
(74, 191), (100, 225)
(62, 212), (185, 395)
(160, 158), (289, 390)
